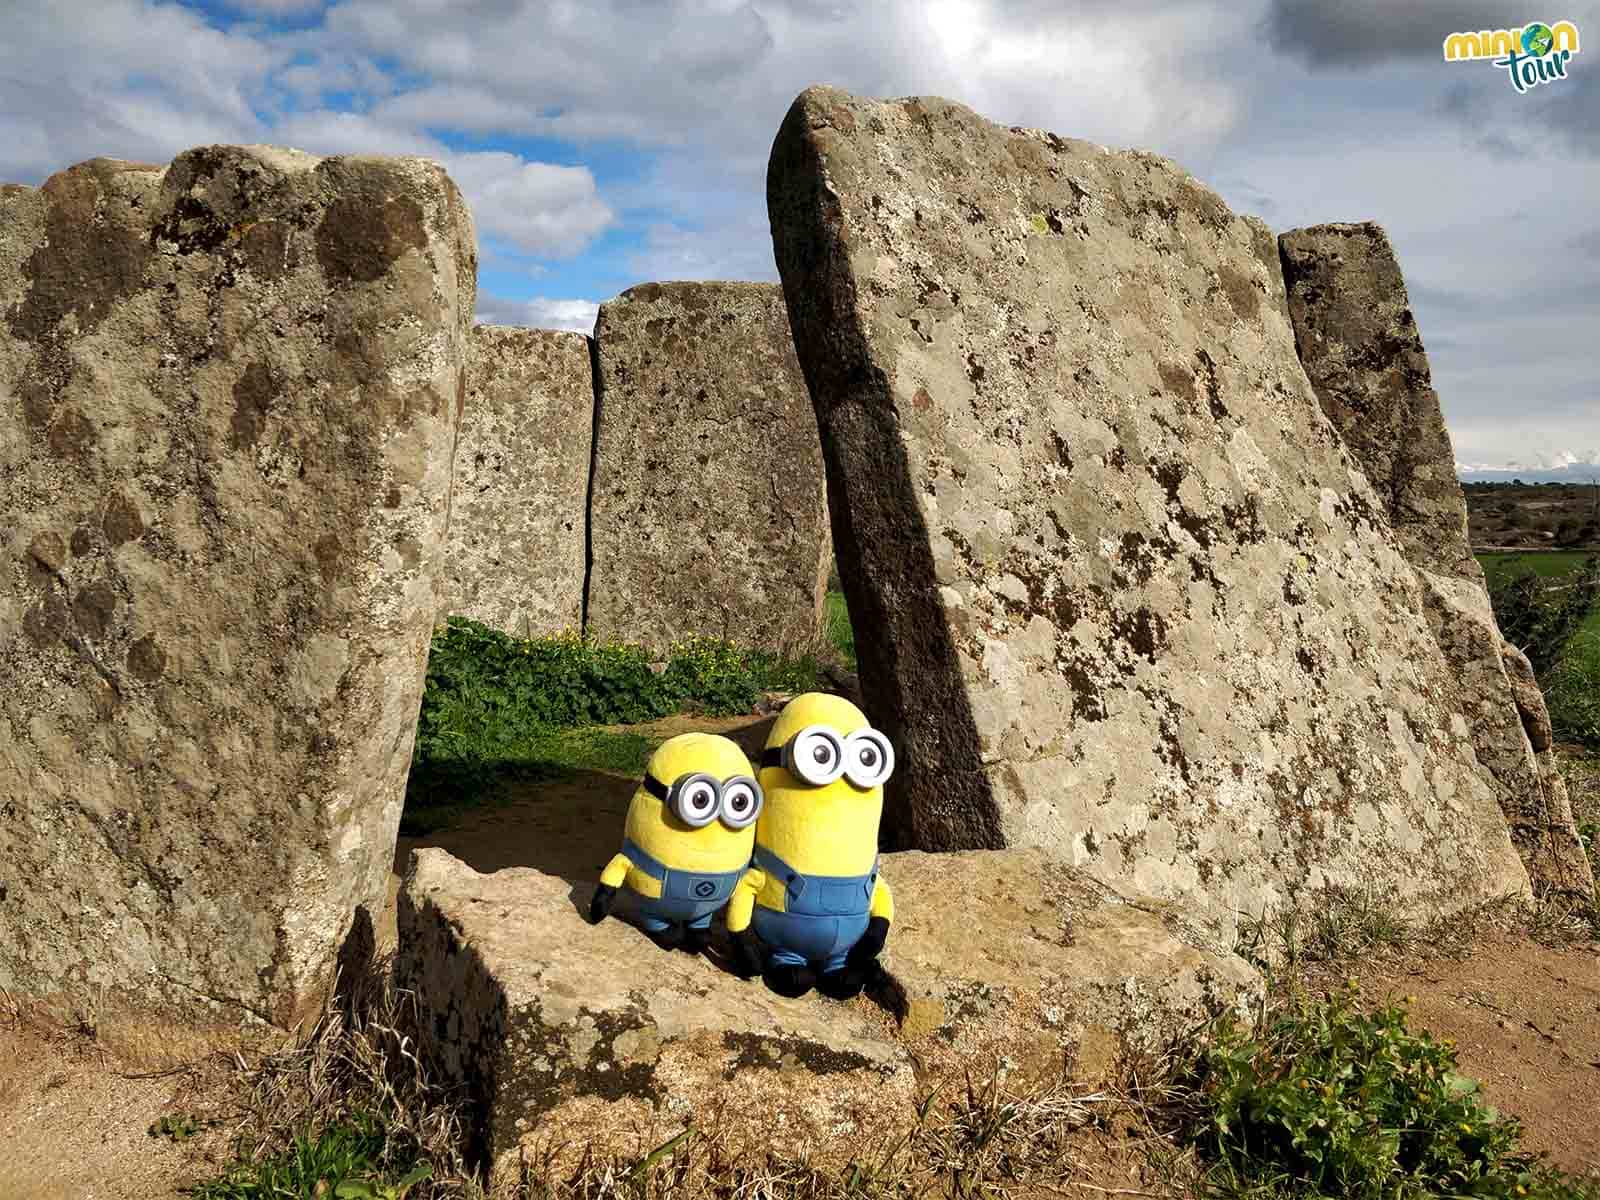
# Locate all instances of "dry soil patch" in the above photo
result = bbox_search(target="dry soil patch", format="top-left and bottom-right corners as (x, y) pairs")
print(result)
(1317, 935), (1600, 1174)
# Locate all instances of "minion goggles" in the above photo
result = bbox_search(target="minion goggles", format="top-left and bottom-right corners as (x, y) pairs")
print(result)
(760, 724), (896, 789)
(644, 770), (764, 829)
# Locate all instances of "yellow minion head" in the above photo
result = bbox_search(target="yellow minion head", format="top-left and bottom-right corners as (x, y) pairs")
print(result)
(756, 692), (893, 875)
(623, 732), (762, 874)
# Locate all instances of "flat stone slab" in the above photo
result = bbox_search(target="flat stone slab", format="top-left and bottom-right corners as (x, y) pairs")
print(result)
(586, 282), (830, 655)
(439, 325), (593, 637)
(397, 846), (1257, 1186)
(765, 86), (1532, 939)
(0, 146), (476, 1062)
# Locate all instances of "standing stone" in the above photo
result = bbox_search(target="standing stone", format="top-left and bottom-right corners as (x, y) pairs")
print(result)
(586, 282), (830, 655)
(0, 147), (476, 1062)
(439, 325), (593, 637)
(1281, 222), (1592, 899)
(767, 87), (1531, 939)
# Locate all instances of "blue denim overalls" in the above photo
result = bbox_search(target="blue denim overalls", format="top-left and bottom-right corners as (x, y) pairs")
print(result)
(749, 844), (879, 972)
(621, 839), (745, 932)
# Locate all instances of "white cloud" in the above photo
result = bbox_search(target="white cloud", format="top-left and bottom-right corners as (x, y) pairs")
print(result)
(0, 0), (282, 180)
(3, 0), (1593, 459)
(318, 0), (1260, 164)
(0, 1), (613, 260)
(476, 293), (600, 335)
(445, 153), (614, 257)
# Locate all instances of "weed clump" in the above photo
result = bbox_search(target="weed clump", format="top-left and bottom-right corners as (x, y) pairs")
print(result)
(1179, 983), (1597, 1200)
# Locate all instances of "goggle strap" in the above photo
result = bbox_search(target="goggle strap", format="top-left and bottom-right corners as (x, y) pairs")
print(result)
(760, 746), (785, 769)
(642, 773), (672, 803)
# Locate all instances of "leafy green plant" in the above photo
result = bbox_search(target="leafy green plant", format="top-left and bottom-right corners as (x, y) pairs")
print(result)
(405, 618), (824, 821)
(1182, 984), (1594, 1199)
(334, 1162), (432, 1199)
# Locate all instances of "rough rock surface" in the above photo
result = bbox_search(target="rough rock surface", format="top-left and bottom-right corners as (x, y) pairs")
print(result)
(766, 86), (1531, 938)
(0, 147), (476, 1062)
(1281, 222), (1592, 898)
(586, 282), (830, 654)
(439, 325), (593, 636)
(1503, 644), (1554, 753)
(1279, 223), (1478, 582)
(1502, 641), (1592, 896)
(397, 847), (1256, 1188)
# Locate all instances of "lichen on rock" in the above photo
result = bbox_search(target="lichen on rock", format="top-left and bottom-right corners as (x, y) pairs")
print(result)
(1281, 221), (1593, 900)
(766, 86), (1533, 941)
(439, 325), (594, 636)
(0, 145), (477, 1063)
(585, 282), (831, 655)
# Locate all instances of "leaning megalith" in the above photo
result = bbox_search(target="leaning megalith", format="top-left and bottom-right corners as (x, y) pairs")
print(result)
(1281, 222), (1593, 899)
(586, 282), (830, 655)
(0, 146), (476, 1062)
(767, 86), (1531, 939)
(438, 325), (593, 636)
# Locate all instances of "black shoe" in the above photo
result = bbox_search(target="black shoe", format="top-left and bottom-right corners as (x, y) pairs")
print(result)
(816, 966), (869, 1000)
(763, 963), (817, 998)
(682, 924), (711, 954)
(647, 923), (686, 951)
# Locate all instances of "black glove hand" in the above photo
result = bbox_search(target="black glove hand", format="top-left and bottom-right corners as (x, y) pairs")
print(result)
(588, 884), (617, 925)
(732, 928), (766, 979)
(846, 916), (890, 969)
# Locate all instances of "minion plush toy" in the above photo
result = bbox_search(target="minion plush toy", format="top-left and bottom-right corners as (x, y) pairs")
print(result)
(726, 693), (894, 999)
(589, 732), (763, 952)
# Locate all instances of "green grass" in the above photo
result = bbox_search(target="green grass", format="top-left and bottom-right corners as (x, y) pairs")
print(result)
(188, 1113), (431, 1199)
(1479, 552), (1600, 637)
(403, 618), (824, 833)
(1545, 633), (1600, 749)
(1478, 553), (1600, 747)
(825, 589), (856, 671)
(1479, 551), (1598, 583)
(400, 725), (656, 836)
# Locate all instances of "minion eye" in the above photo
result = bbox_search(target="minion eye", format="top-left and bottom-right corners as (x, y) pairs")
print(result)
(843, 729), (895, 789)
(670, 773), (720, 827)
(785, 725), (846, 786)
(719, 776), (763, 829)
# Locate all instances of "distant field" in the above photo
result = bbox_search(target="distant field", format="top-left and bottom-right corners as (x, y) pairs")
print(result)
(1477, 550), (1600, 636)
(1478, 549), (1597, 583)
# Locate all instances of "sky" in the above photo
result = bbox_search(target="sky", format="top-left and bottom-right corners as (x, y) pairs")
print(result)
(1, 0), (1595, 468)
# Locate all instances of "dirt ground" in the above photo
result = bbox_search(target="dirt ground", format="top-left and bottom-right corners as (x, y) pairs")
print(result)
(0, 1022), (236, 1200)
(4, 714), (1597, 1198)
(1303, 936), (1600, 1175)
